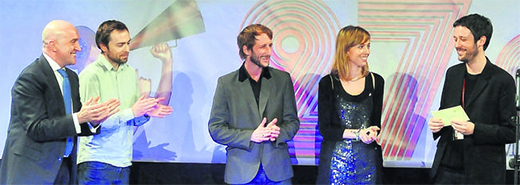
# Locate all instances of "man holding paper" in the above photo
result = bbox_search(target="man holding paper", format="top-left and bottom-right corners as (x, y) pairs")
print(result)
(428, 14), (516, 184)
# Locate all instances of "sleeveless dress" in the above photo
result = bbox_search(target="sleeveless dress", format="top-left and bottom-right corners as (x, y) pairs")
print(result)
(330, 78), (380, 185)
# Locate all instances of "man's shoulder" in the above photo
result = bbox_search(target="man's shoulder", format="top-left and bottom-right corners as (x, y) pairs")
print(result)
(447, 62), (465, 70)
(17, 58), (48, 79)
(443, 63), (465, 76)
(81, 59), (102, 71)
(218, 69), (240, 80)
(267, 67), (289, 74)
(267, 67), (291, 79)
(487, 61), (511, 75)
(79, 58), (116, 78)
(78, 64), (98, 79)
(487, 63), (514, 82)
(217, 67), (292, 81)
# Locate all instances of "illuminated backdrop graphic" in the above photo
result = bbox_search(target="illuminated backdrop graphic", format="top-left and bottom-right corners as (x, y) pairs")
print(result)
(241, 0), (340, 164)
(359, 0), (473, 161)
(0, 0), (519, 167)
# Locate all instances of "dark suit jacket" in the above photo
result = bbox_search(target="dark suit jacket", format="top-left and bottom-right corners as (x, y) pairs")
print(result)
(431, 58), (516, 184)
(208, 66), (300, 184)
(0, 55), (98, 184)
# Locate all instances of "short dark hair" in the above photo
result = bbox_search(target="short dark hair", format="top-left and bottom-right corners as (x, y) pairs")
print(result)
(95, 20), (129, 52)
(237, 24), (273, 60)
(453, 13), (493, 50)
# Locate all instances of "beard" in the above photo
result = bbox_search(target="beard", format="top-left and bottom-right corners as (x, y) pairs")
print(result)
(106, 52), (128, 65)
(113, 59), (126, 65)
(458, 45), (479, 63)
(250, 55), (265, 68)
(250, 50), (269, 68)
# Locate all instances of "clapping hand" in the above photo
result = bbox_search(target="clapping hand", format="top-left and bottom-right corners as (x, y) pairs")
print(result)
(251, 118), (279, 143)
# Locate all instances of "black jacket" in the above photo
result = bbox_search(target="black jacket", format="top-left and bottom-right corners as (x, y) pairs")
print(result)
(431, 58), (516, 183)
(0, 55), (98, 184)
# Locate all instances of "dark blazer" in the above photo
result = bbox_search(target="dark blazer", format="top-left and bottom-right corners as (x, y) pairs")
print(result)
(0, 55), (98, 184)
(208, 66), (300, 184)
(431, 58), (516, 184)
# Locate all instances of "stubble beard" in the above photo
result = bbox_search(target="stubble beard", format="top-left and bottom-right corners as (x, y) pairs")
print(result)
(459, 45), (479, 63)
(250, 50), (269, 68)
(108, 53), (128, 65)
(251, 56), (267, 68)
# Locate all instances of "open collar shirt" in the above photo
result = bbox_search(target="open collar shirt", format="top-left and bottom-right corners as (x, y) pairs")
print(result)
(77, 54), (149, 167)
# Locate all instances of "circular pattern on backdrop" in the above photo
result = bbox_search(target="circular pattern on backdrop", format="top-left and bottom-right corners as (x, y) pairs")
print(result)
(496, 34), (520, 76)
(240, 0), (340, 75)
(240, 0), (341, 160)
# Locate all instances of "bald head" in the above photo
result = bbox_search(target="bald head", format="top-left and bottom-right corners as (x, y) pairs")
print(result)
(42, 20), (75, 46)
(41, 20), (81, 67)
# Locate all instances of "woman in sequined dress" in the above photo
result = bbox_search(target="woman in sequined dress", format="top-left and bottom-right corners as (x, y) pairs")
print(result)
(316, 25), (384, 185)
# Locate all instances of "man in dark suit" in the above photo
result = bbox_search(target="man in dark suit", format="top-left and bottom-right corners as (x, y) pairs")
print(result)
(428, 14), (516, 184)
(208, 24), (300, 184)
(0, 20), (120, 184)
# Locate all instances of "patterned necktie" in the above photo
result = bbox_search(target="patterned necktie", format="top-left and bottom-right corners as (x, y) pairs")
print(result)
(57, 69), (73, 157)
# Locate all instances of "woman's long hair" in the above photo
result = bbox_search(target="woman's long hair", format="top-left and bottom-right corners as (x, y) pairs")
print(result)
(331, 25), (371, 81)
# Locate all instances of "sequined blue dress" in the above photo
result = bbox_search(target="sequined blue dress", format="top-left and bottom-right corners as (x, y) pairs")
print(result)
(330, 90), (379, 184)
(317, 73), (384, 185)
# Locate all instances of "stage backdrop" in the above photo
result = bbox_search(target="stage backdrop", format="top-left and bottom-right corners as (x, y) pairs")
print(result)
(0, 0), (519, 167)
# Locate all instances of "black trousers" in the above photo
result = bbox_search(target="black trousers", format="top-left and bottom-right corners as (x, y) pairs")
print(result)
(433, 166), (466, 185)
(53, 157), (73, 185)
